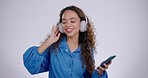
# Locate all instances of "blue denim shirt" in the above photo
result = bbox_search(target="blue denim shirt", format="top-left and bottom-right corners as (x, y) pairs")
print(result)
(23, 36), (108, 78)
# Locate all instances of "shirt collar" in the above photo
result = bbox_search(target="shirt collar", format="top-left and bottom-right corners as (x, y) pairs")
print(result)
(59, 36), (81, 53)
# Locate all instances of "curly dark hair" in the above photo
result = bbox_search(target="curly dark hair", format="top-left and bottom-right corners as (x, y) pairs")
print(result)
(42, 5), (97, 74)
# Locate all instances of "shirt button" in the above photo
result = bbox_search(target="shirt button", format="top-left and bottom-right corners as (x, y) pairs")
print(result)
(65, 49), (68, 52)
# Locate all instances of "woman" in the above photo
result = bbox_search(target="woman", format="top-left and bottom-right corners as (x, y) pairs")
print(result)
(23, 5), (111, 78)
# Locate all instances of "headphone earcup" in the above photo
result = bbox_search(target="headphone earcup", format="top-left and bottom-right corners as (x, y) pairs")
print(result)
(58, 23), (64, 33)
(80, 21), (87, 32)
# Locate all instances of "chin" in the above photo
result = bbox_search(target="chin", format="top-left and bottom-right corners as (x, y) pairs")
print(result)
(65, 33), (74, 37)
(66, 32), (79, 38)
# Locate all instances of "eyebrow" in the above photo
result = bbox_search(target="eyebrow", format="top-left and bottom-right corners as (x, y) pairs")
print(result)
(62, 17), (76, 21)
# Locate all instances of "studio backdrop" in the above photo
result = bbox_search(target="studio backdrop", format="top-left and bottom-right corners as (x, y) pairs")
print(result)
(0, 0), (148, 78)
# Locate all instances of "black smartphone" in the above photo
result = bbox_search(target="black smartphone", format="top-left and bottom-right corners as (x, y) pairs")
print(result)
(97, 55), (116, 69)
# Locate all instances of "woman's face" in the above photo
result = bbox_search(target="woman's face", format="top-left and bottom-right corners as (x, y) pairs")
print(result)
(62, 10), (81, 37)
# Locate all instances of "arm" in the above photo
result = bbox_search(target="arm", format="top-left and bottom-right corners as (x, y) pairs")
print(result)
(23, 46), (50, 74)
(90, 49), (109, 78)
(23, 25), (60, 74)
(38, 25), (60, 54)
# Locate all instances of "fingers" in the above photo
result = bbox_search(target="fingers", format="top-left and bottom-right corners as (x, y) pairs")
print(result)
(51, 25), (60, 36)
(57, 32), (61, 39)
(98, 66), (106, 71)
(55, 25), (59, 35)
(97, 61), (112, 76)
(103, 64), (108, 69)
(97, 61), (111, 71)
(51, 25), (55, 35)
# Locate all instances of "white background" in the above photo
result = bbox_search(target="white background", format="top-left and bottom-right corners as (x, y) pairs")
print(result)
(0, 0), (148, 78)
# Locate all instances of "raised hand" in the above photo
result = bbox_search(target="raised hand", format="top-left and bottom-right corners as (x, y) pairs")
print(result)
(48, 25), (61, 44)
(38, 25), (61, 54)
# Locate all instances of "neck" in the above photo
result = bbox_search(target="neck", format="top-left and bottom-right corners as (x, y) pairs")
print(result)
(66, 35), (79, 46)
(66, 34), (79, 53)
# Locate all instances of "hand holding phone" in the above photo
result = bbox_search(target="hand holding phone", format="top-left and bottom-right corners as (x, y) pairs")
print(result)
(98, 55), (116, 69)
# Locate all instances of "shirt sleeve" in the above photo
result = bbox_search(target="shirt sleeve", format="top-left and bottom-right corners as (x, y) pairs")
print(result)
(23, 46), (50, 75)
(92, 70), (108, 78)
(83, 69), (108, 78)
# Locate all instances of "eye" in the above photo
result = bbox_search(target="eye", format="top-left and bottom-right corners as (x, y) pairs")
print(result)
(62, 21), (66, 24)
(71, 21), (76, 23)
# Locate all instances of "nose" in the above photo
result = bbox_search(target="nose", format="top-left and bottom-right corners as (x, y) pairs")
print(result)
(64, 21), (71, 27)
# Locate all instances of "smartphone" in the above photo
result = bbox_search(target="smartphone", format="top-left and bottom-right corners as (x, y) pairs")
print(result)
(97, 55), (116, 69)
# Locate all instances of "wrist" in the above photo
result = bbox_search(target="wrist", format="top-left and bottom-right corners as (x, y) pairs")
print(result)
(47, 37), (56, 44)
(97, 68), (103, 76)
(38, 39), (52, 54)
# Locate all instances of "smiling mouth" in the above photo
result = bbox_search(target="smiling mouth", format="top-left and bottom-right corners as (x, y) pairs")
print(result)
(66, 28), (74, 33)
